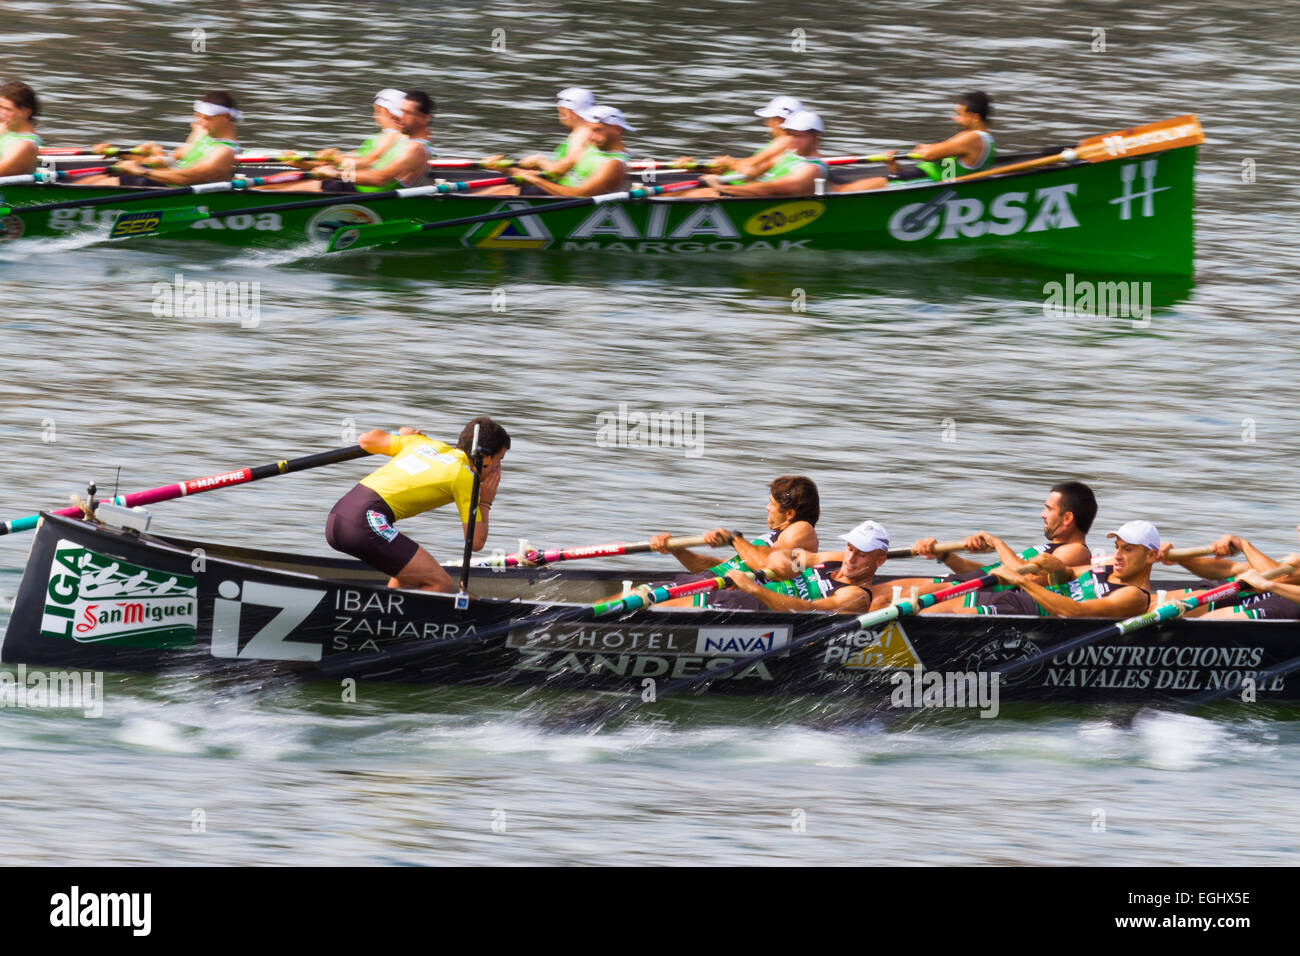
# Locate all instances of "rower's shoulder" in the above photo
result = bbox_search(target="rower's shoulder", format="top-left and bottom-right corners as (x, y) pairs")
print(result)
(1051, 541), (1092, 565)
(775, 521), (818, 550)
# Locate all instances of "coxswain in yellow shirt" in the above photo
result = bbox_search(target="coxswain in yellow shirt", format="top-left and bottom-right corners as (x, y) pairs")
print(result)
(326, 416), (510, 592)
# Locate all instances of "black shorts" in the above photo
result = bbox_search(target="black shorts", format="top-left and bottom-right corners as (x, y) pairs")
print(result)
(325, 484), (420, 576)
(116, 174), (155, 187)
(321, 180), (358, 193)
(970, 588), (1042, 616)
(888, 165), (931, 182)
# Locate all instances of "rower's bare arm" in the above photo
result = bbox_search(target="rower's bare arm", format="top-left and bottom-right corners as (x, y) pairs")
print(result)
(352, 141), (425, 187)
(0, 139), (37, 176)
(358, 429), (401, 455)
(461, 515), (490, 551)
(526, 159), (625, 197)
(1237, 538), (1282, 574)
(145, 147), (237, 186)
(1238, 572), (1300, 606)
(648, 532), (718, 572)
(915, 130), (979, 165)
(1169, 554), (1244, 579)
(355, 131), (400, 168)
(732, 137), (791, 179)
(719, 166), (818, 198)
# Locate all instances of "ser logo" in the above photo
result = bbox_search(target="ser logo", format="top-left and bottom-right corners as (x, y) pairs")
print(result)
(211, 580), (327, 661)
(108, 210), (162, 238)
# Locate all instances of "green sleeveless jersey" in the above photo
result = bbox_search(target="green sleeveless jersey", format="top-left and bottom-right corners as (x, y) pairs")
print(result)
(559, 146), (628, 187)
(0, 130), (43, 172)
(916, 131), (996, 181)
(760, 150), (829, 182)
(175, 133), (239, 170)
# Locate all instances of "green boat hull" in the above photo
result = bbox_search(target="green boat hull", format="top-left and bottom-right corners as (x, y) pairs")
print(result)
(0, 145), (1195, 274)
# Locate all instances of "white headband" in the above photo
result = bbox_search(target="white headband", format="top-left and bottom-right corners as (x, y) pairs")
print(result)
(374, 89), (406, 119)
(194, 100), (243, 122)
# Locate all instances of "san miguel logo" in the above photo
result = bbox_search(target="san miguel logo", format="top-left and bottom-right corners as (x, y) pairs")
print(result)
(40, 540), (197, 648)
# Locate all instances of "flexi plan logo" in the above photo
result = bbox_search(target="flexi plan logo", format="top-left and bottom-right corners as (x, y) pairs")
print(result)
(40, 540), (197, 648)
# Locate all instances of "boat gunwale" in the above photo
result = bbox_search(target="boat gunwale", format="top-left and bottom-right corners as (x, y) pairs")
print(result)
(24, 511), (1287, 627)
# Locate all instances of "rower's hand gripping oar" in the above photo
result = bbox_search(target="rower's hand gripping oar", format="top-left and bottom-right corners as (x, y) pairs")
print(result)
(455, 424), (484, 610)
(107, 176), (514, 239)
(325, 177), (724, 253)
(0, 444), (372, 536)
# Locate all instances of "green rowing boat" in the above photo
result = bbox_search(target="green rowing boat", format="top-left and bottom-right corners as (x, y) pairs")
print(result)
(0, 140), (1198, 275)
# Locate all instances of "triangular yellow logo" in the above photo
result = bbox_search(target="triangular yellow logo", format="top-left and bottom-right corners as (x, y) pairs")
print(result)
(842, 620), (921, 669)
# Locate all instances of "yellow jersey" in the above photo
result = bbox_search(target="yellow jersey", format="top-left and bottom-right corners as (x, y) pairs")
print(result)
(358, 434), (481, 523)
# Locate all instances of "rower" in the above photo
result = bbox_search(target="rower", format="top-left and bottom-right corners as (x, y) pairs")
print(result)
(688, 110), (829, 198)
(325, 416), (509, 592)
(482, 104), (632, 197)
(0, 80), (42, 176)
(835, 91), (997, 191)
(895, 480), (1097, 613)
(976, 520), (1160, 619)
(257, 89), (407, 191)
(81, 91), (242, 186)
(1158, 527), (1300, 620)
(723, 520), (893, 614)
(484, 87), (596, 179)
(674, 95), (802, 177)
(310, 90), (436, 192)
(608, 476), (819, 610)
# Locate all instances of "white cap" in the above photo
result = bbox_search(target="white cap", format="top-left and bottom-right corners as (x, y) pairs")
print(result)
(781, 110), (824, 133)
(840, 520), (890, 554)
(755, 96), (804, 119)
(1107, 520), (1161, 551)
(579, 104), (636, 131)
(374, 89), (406, 119)
(193, 99), (243, 123)
(557, 87), (596, 112)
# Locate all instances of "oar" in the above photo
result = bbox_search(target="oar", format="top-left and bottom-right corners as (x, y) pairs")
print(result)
(0, 444), (371, 537)
(993, 562), (1300, 683)
(0, 171), (308, 217)
(445, 533), (713, 569)
(106, 176), (513, 240)
(948, 114), (1203, 185)
(455, 425), (485, 608)
(325, 177), (715, 253)
(0, 166), (112, 187)
(590, 567), (763, 617)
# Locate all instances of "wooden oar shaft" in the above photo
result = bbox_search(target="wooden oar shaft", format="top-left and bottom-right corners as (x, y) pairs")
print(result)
(887, 540), (966, 559)
(0, 444), (370, 537)
(1165, 545), (1218, 561)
